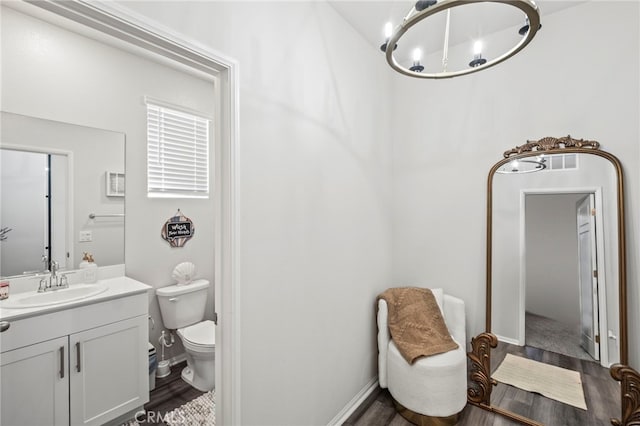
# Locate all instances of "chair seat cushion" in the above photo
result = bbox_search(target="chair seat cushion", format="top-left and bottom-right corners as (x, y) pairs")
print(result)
(386, 338), (467, 417)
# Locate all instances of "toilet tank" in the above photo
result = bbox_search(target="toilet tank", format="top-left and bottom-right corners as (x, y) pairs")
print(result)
(156, 279), (209, 329)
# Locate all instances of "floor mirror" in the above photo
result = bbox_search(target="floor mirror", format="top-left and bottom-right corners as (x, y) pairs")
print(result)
(467, 136), (640, 425)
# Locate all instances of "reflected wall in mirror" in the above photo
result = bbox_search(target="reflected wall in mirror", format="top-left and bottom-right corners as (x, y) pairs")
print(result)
(468, 136), (628, 426)
(0, 112), (125, 278)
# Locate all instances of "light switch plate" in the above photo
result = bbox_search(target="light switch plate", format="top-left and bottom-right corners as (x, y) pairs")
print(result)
(79, 230), (92, 242)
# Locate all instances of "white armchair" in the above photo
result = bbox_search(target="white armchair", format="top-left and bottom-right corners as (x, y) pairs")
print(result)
(377, 288), (467, 424)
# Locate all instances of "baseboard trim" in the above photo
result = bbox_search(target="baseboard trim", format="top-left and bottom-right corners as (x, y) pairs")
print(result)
(496, 334), (522, 346)
(170, 353), (187, 366)
(327, 377), (379, 426)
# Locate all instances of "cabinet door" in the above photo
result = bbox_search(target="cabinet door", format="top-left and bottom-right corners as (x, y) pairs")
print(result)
(0, 337), (69, 426)
(69, 315), (148, 426)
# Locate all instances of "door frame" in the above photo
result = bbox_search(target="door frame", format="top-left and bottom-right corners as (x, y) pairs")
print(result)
(518, 187), (609, 367)
(17, 1), (242, 423)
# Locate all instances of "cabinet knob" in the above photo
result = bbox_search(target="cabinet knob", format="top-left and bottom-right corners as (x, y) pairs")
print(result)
(0, 321), (9, 332)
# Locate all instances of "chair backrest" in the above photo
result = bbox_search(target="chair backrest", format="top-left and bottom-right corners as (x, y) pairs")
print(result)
(377, 299), (390, 387)
(377, 289), (466, 388)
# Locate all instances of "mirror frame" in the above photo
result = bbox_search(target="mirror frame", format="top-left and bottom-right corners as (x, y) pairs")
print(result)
(468, 135), (632, 426)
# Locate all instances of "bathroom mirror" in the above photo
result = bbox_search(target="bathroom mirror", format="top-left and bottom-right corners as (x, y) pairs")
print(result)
(0, 112), (125, 278)
(468, 136), (627, 425)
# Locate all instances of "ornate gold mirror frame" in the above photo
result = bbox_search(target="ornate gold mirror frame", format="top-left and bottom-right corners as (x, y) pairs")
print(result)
(467, 136), (640, 425)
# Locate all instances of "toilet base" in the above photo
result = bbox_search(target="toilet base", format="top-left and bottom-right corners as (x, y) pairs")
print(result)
(181, 365), (213, 392)
(181, 366), (196, 388)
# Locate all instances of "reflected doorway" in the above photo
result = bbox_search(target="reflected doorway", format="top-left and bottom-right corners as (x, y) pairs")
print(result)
(0, 148), (68, 277)
(523, 192), (602, 363)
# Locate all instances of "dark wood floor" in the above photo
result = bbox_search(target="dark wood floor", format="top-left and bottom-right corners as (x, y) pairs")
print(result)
(344, 342), (620, 426)
(137, 361), (205, 425)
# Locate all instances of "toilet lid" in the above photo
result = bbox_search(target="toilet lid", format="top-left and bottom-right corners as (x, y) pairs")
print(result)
(179, 320), (215, 347)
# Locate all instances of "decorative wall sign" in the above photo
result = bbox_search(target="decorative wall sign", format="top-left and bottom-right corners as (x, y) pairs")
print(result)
(161, 209), (194, 247)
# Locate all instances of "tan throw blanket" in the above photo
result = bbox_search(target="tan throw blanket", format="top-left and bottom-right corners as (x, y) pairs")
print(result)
(378, 287), (458, 364)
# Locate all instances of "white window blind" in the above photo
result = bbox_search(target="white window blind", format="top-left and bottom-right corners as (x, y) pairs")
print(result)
(147, 101), (210, 198)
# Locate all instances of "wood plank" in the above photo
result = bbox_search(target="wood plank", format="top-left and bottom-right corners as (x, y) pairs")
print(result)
(141, 361), (206, 426)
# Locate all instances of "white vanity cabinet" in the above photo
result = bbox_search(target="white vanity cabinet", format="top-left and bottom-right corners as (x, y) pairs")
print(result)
(1, 337), (70, 426)
(0, 279), (150, 426)
(70, 315), (148, 425)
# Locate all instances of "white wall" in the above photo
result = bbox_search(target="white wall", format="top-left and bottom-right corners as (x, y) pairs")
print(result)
(525, 193), (584, 327)
(391, 1), (640, 369)
(124, 3), (391, 424)
(112, 2), (394, 424)
(1, 5), (216, 360)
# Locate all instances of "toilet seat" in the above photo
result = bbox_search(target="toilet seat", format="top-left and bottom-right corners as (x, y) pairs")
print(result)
(178, 320), (215, 353)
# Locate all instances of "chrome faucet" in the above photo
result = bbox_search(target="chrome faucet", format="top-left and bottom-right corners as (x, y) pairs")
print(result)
(49, 260), (59, 289)
(37, 275), (49, 293)
(35, 260), (70, 292)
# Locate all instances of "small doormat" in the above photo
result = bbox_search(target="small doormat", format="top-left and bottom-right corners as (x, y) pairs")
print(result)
(492, 354), (587, 410)
(165, 390), (215, 426)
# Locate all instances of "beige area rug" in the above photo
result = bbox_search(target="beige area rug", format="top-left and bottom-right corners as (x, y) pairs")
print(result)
(493, 354), (587, 410)
(124, 391), (215, 426)
(166, 391), (215, 426)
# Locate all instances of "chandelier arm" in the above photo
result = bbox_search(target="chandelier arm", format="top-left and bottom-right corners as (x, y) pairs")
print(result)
(442, 9), (451, 72)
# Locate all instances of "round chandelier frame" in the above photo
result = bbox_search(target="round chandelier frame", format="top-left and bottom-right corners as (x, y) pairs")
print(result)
(384, 0), (541, 79)
(495, 158), (546, 174)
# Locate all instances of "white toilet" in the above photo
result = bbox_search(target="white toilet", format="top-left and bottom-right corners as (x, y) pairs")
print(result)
(156, 279), (215, 391)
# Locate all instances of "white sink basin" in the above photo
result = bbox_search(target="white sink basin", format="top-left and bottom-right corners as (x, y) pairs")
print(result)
(1, 284), (108, 309)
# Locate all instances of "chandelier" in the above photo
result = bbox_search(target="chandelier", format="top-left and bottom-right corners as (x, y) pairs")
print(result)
(496, 157), (546, 174)
(381, 0), (541, 79)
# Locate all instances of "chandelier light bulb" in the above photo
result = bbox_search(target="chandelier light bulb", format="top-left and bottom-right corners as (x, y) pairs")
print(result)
(473, 40), (483, 56)
(384, 22), (393, 39)
(519, 14), (531, 35)
(380, 22), (397, 52)
(469, 39), (487, 67)
(412, 48), (422, 62)
(409, 47), (425, 72)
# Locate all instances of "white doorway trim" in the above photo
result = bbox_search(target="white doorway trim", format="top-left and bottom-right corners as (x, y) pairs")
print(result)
(20, 1), (242, 423)
(518, 187), (609, 367)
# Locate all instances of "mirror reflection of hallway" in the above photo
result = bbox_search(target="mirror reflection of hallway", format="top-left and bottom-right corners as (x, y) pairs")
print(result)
(0, 149), (69, 277)
(524, 192), (599, 362)
(0, 150), (49, 277)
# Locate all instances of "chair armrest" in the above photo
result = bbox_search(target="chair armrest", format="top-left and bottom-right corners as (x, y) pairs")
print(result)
(377, 299), (390, 388)
(443, 294), (466, 347)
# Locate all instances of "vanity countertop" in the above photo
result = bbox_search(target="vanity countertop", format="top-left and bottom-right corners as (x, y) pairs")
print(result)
(0, 276), (151, 322)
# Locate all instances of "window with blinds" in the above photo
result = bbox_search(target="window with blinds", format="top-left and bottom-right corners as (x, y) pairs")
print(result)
(147, 101), (210, 198)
